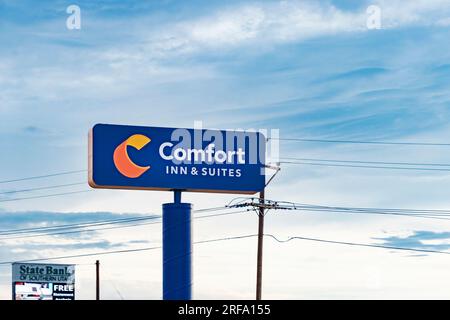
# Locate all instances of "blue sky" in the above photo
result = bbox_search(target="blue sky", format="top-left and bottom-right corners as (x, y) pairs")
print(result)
(1, 0), (450, 299)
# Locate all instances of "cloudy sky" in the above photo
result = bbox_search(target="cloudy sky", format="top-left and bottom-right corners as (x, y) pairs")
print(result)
(1, 0), (450, 299)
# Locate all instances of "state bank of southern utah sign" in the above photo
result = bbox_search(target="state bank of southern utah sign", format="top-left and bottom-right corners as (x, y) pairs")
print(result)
(89, 124), (266, 194)
(12, 263), (75, 301)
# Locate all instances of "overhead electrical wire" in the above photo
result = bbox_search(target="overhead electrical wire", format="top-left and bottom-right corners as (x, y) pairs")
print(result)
(287, 202), (450, 216)
(3, 145), (450, 272)
(0, 209), (251, 265)
(280, 157), (450, 168)
(0, 220), (162, 241)
(279, 160), (450, 172)
(290, 207), (450, 221)
(282, 203), (450, 221)
(192, 206), (232, 214)
(1, 232), (449, 266)
(0, 182), (86, 195)
(0, 135), (448, 186)
(0, 215), (159, 236)
(0, 135), (448, 201)
(264, 234), (450, 255)
(0, 209), (249, 241)
(0, 205), (229, 235)
(0, 190), (92, 202)
(269, 137), (450, 147)
(0, 170), (87, 184)
(0, 206), (231, 236)
(1, 150), (449, 204)
(312, 207), (450, 220)
(104, 267), (125, 300)
(0, 245), (163, 265)
(229, 197), (450, 215)
(227, 197), (450, 221)
(0, 234), (259, 265)
(0, 215), (158, 234)
(0, 191), (448, 263)
(3, 158), (449, 203)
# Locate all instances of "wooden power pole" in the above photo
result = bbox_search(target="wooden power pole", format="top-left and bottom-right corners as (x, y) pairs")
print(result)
(256, 190), (265, 300)
(96, 260), (100, 300)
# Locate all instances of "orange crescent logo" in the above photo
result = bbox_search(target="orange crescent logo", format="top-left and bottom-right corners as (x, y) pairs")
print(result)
(113, 134), (151, 178)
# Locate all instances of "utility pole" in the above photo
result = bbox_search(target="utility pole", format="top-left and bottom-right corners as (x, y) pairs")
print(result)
(227, 164), (281, 301)
(256, 189), (265, 300)
(96, 260), (100, 300)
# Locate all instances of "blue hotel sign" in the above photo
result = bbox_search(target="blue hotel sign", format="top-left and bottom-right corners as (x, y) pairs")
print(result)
(89, 124), (266, 194)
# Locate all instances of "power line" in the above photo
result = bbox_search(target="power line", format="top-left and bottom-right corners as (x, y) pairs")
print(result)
(228, 197), (450, 221)
(0, 220), (162, 241)
(104, 268), (125, 300)
(0, 182), (86, 195)
(281, 157), (450, 168)
(0, 206), (229, 236)
(0, 211), (251, 264)
(280, 161), (450, 172)
(195, 234), (257, 245)
(0, 210), (249, 241)
(0, 233), (258, 265)
(2, 232), (449, 266)
(288, 202), (450, 215)
(0, 216), (159, 236)
(0, 170), (87, 184)
(1, 160), (447, 203)
(194, 210), (249, 220)
(229, 197), (450, 214)
(264, 234), (450, 255)
(0, 215), (156, 234)
(0, 245), (162, 265)
(282, 203), (450, 220)
(0, 190), (91, 202)
(0, 183), (232, 207)
(0, 206), (228, 235)
(289, 207), (450, 221)
(270, 137), (450, 147)
(0, 152), (447, 202)
(192, 206), (231, 213)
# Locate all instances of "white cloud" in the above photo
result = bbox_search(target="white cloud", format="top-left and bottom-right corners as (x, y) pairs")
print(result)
(185, 6), (266, 46)
(139, 0), (450, 57)
(376, 0), (450, 25)
(3, 0), (449, 115)
(146, 1), (366, 55)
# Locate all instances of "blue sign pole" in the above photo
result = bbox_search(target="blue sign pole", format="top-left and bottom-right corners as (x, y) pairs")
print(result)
(163, 190), (192, 300)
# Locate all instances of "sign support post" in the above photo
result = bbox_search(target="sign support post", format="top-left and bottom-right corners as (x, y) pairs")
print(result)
(163, 190), (192, 300)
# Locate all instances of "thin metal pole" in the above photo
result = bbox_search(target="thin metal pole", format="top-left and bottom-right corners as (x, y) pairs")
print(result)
(256, 189), (265, 300)
(96, 260), (100, 300)
(174, 189), (182, 204)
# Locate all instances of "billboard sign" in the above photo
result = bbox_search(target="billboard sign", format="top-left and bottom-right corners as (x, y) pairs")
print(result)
(12, 263), (75, 300)
(89, 124), (266, 194)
